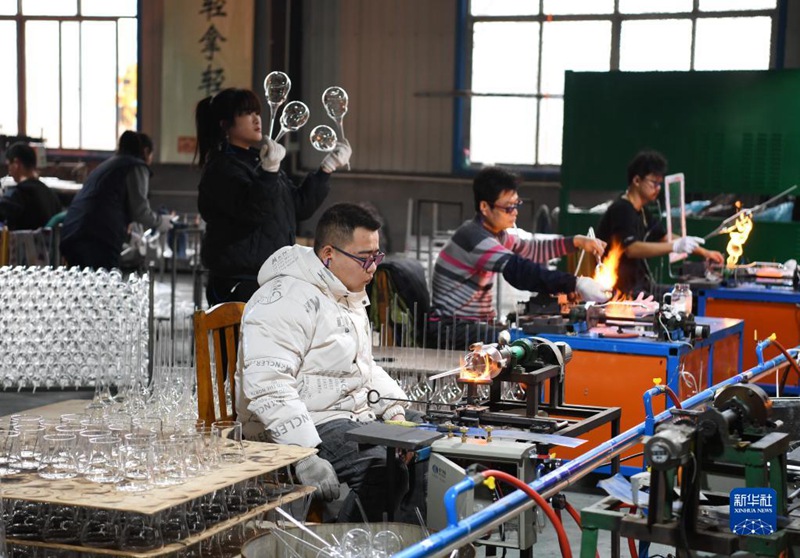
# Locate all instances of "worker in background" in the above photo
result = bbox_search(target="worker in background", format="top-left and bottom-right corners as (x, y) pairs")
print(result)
(194, 87), (351, 305)
(597, 150), (724, 296)
(237, 203), (421, 523)
(429, 166), (610, 348)
(60, 131), (173, 270)
(0, 142), (61, 230)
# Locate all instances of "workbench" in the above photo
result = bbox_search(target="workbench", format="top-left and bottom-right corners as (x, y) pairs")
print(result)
(698, 285), (800, 372)
(513, 317), (743, 472)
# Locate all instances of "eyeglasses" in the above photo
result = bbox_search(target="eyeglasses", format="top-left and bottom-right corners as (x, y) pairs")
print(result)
(642, 177), (663, 189)
(491, 200), (524, 214)
(332, 246), (385, 270)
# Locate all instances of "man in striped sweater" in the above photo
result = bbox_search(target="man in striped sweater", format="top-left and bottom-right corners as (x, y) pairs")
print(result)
(430, 167), (609, 347)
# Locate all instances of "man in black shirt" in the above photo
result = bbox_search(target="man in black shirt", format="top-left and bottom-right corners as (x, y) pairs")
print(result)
(597, 150), (723, 296)
(0, 142), (62, 230)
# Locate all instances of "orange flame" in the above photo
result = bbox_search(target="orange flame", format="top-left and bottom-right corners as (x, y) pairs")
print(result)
(589, 242), (636, 315)
(459, 353), (492, 383)
(724, 209), (753, 269)
(593, 242), (624, 292)
(602, 298), (638, 318)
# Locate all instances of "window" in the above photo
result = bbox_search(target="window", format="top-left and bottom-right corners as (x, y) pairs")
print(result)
(463, 1), (779, 169)
(0, 0), (137, 151)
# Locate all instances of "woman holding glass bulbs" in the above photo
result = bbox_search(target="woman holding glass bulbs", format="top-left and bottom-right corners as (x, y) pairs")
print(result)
(195, 87), (352, 305)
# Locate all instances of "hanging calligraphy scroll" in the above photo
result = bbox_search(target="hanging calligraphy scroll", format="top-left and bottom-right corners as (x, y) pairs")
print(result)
(159, 0), (254, 163)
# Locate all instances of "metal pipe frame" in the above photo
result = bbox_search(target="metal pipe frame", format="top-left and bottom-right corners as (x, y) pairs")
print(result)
(394, 347), (800, 558)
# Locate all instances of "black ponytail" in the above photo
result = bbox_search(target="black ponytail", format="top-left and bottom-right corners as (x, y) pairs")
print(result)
(195, 96), (219, 167)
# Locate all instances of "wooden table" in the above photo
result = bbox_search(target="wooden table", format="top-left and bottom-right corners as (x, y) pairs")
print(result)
(2, 398), (94, 422)
(2, 400), (316, 557)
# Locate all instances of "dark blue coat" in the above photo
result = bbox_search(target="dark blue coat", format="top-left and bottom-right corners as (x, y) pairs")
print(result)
(60, 155), (147, 269)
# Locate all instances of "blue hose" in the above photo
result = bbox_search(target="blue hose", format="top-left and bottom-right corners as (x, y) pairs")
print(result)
(642, 385), (663, 436)
(394, 348), (797, 558)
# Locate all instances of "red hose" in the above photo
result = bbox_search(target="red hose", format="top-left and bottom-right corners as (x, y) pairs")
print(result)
(564, 501), (582, 528)
(564, 502), (601, 558)
(609, 503), (640, 558)
(481, 470), (572, 558)
(663, 385), (683, 409)
(771, 339), (800, 385)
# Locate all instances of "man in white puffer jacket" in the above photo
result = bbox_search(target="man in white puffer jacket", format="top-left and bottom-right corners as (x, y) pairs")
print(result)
(236, 203), (411, 522)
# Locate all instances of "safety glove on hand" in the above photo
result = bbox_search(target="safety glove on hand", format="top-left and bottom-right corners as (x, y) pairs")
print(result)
(259, 138), (286, 172)
(672, 236), (704, 255)
(294, 455), (340, 501)
(155, 214), (174, 234)
(575, 276), (611, 303)
(321, 140), (352, 173)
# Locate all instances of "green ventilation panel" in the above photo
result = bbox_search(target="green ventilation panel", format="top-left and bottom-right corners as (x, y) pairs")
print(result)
(561, 70), (800, 265)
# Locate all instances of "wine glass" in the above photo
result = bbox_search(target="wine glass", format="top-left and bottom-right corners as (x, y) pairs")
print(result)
(224, 482), (248, 515)
(0, 430), (21, 477)
(152, 439), (187, 486)
(200, 490), (230, 525)
(265, 466), (295, 500)
(37, 433), (78, 480)
(83, 435), (123, 484)
(341, 528), (372, 558)
(160, 505), (190, 544)
(244, 477), (268, 509)
(371, 530), (404, 557)
(309, 125), (338, 152)
(119, 512), (164, 552)
(263, 71), (292, 139)
(322, 86), (349, 140)
(116, 433), (155, 492)
(274, 101), (310, 141)
(80, 508), (121, 549)
(41, 504), (82, 544)
(185, 500), (207, 535)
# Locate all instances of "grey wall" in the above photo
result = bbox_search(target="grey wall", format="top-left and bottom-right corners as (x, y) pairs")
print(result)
(300, 0), (455, 174)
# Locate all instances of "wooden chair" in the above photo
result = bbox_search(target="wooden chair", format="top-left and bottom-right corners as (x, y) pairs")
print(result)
(194, 302), (246, 425)
(0, 227), (8, 266)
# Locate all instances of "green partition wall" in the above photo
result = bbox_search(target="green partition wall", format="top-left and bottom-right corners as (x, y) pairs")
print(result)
(560, 70), (800, 265)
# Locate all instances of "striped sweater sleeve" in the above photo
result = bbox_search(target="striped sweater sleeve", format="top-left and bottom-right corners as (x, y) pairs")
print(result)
(503, 229), (577, 263)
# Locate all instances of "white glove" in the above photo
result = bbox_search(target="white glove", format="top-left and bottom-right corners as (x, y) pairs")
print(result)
(574, 235), (607, 259)
(259, 138), (286, 172)
(294, 455), (340, 502)
(382, 404), (406, 422)
(672, 236), (704, 255)
(155, 214), (173, 234)
(321, 140), (352, 173)
(575, 276), (611, 303)
(631, 292), (658, 316)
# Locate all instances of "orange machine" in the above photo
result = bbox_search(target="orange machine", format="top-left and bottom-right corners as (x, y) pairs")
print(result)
(540, 317), (743, 471)
(698, 286), (800, 373)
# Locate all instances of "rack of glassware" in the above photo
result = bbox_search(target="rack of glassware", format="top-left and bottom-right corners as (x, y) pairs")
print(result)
(1, 404), (315, 557)
(0, 266), (150, 392)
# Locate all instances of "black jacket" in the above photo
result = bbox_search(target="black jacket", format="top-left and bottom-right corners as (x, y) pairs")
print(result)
(198, 147), (331, 277)
(0, 178), (62, 230)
